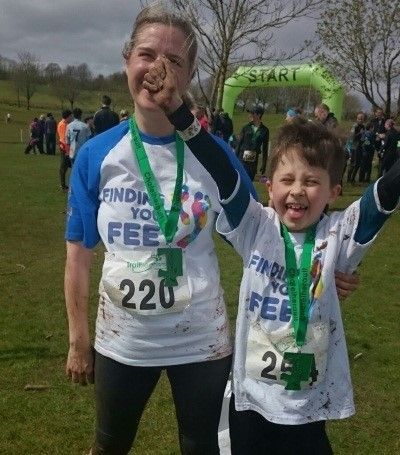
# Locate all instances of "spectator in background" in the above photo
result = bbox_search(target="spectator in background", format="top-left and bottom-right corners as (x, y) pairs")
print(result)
(210, 108), (223, 136)
(93, 95), (120, 135)
(45, 113), (57, 155)
(380, 118), (399, 176)
(371, 107), (387, 149)
(6, 113), (11, 123)
(359, 122), (375, 183)
(219, 111), (233, 143)
(236, 105), (269, 180)
(347, 111), (366, 184)
(84, 116), (95, 138)
(37, 114), (46, 154)
(66, 108), (91, 165)
(285, 107), (301, 123)
(119, 109), (130, 122)
(192, 105), (210, 132)
(314, 103), (338, 130)
(24, 117), (40, 155)
(57, 109), (73, 191)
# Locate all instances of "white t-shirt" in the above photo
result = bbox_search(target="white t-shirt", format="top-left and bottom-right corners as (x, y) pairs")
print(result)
(66, 122), (255, 367)
(216, 189), (388, 424)
(66, 119), (91, 159)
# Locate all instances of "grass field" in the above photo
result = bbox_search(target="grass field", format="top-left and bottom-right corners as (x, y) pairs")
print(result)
(0, 88), (399, 454)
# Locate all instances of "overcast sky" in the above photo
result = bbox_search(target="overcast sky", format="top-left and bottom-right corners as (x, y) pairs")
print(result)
(0, 0), (317, 75)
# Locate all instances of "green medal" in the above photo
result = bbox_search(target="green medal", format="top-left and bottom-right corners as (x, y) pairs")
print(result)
(129, 117), (184, 287)
(281, 223), (317, 390)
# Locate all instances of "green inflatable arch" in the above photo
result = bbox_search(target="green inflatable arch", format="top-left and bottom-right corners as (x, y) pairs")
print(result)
(222, 64), (344, 121)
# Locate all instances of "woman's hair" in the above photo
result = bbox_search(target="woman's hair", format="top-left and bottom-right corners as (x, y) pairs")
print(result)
(268, 119), (345, 186)
(122, 3), (198, 76)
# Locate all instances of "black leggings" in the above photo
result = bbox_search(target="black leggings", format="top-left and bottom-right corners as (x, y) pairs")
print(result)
(229, 394), (333, 455)
(93, 351), (232, 455)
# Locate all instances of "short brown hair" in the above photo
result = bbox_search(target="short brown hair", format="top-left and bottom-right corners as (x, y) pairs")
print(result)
(268, 119), (345, 186)
(122, 4), (198, 77)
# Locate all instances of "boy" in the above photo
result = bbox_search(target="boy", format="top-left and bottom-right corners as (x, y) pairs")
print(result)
(172, 114), (399, 454)
(143, 59), (398, 454)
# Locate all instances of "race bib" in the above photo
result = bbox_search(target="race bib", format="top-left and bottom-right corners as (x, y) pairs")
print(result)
(100, 249), (191, 315)
(245, 322), (329, 390)
(242, 150), (257, 162)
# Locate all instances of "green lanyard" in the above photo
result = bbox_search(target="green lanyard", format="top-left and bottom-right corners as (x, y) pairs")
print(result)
(281, 223), (316, 347)
(129, 117), (184, 244)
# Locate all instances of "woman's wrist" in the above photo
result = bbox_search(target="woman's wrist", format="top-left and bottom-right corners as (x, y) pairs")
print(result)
(167, 103), (195, 131)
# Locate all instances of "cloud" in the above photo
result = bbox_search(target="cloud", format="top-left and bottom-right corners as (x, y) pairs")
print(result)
(0, 0), (140, 74)
(1, 1), (318, 75)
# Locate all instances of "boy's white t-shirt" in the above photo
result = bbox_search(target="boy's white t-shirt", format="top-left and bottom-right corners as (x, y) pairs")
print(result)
(217, 195), (379, 424)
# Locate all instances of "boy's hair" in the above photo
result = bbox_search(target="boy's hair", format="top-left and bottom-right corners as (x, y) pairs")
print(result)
(365, 122), (374, 130)
(268, 119), (345, 186)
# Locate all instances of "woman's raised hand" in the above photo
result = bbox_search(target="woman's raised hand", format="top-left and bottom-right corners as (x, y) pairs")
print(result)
(143, 57), (183, 115)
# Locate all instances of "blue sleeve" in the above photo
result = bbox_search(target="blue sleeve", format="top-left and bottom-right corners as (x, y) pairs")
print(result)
(65, 145), (101, 248)
(354, 184), (391, 244)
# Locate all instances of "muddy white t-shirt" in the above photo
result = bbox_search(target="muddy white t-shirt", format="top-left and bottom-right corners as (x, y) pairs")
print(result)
(66, 122), (255, 366)
(217, 183), (392, 424)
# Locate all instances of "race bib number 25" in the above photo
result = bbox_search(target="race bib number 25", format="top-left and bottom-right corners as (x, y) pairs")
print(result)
(245, 322), (329, 390)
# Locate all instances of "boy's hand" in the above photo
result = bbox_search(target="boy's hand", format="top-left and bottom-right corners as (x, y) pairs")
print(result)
(335, 271), (359, 299)
(143, 57), (183, 115)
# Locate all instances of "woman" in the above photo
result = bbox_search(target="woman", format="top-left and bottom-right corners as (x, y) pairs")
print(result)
(64, 5), (359, 454)
(65, 6), (255, 454)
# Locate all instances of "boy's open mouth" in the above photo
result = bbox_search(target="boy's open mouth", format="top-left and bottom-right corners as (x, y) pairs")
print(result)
(285, 203), (307, 219)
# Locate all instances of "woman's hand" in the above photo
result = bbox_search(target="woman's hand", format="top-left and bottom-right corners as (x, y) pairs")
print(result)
(142, 57), (183, 115)
(66, 341), (94, 385)
(335, 271), (359, 299)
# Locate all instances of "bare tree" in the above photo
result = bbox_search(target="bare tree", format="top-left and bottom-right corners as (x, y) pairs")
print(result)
(316, 0), (400, 117)
(43, 62), (62, 83)
(13, 52), (40, 110)
(169, 0), (322, 110)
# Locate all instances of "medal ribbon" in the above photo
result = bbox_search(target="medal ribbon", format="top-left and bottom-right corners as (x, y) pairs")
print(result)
(281, 223), (316, 347)
(129, 117), (184, 244)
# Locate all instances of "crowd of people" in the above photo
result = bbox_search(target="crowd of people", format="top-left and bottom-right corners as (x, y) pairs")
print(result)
(347, 107), (400, 184)
(60, 4), (400, 455)
(23, 96), (129, 191)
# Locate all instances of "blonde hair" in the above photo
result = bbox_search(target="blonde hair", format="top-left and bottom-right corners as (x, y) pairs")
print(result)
(122, 4), (198, 77)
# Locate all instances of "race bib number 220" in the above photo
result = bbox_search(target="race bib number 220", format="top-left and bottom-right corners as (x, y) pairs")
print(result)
(100, 250), (191, 315)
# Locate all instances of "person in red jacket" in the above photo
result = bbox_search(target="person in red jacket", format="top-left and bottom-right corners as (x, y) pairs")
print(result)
(57, 109), (73, 191)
